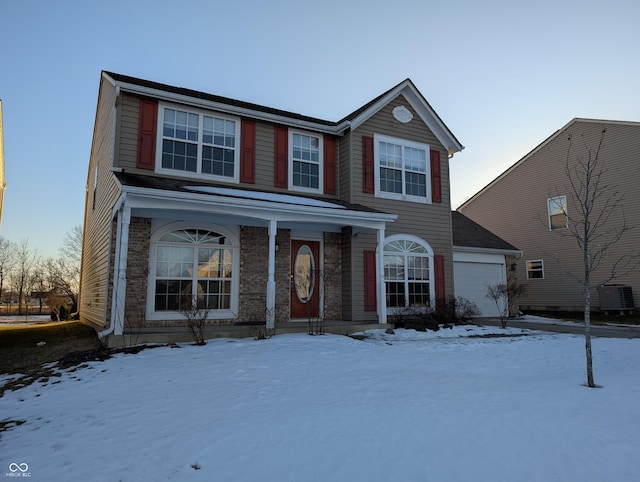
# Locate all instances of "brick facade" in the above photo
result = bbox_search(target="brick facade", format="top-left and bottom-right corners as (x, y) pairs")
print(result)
(120, 220), (343, 329)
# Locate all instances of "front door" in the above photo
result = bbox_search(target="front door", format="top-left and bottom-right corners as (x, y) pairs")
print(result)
(290, 240), (320, 319)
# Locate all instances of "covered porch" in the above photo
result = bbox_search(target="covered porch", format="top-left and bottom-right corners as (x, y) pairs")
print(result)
(103, 173), (396, 343)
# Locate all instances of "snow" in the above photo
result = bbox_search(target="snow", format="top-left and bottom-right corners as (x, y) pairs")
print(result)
(2, 324), (640, 481)
(184, 185), (347, 209)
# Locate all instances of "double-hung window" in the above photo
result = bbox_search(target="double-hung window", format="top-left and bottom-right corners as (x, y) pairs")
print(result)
(548, 196), (568, 230)
(158, 103), (240, 182)
(526, 260), (544, 279)
(375, 134), (430, 203)
(289, 130), (323, 193)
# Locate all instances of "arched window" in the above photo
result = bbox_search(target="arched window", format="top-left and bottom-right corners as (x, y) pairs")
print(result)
(150, 227), (238, 317)
(383, 235), (434, 309)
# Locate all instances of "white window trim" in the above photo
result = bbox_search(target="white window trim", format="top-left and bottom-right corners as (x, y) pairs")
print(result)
(155, 101), (241, 184)
(288, 128), (324, 194)
(374, 133), (431, 204)
(548, 195), (568, 230)
(146, 221), (240, 321)
(382, 234), (435, 313)
(526, 259), (545, 280)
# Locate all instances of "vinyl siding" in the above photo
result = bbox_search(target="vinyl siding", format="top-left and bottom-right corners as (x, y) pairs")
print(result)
(79, 77), (122, 329)
(116, 94), (340, 198)
(460, 120), (640, 311)
(343, 94), (455, 318)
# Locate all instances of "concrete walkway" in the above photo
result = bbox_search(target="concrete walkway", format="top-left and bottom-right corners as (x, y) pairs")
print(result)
(475, 317), (640, 339)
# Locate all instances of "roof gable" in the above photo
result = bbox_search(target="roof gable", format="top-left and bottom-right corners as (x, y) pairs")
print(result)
(460, 118), (640, 209)
(341, 79), (464, 156)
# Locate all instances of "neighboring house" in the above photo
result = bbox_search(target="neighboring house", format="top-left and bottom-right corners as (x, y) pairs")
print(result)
(0, 100), (5, 228)
(459, 118), (640, 312)
(80, 72), (464, 346)
(451, 211), (521, 317)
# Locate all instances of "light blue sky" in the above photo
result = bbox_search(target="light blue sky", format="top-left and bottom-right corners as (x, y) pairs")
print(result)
(1, 0), (638, 257)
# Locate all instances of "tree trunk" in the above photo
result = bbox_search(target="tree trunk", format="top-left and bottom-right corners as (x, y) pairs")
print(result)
(584, 279), (596, 387)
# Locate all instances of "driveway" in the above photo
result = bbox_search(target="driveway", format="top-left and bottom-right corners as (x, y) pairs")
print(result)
(475, 317), (640, 339)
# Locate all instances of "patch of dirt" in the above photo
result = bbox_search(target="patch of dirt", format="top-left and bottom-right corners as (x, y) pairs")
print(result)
(0, 322), (174, 397)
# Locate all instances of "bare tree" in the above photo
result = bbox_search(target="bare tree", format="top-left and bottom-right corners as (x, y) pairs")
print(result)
(486, 282), (526, 328)
(180, 295), (210, 345)
(550, 128), (638, 387)
(10, 239), (40, 315)
(0, 236), (15, 307)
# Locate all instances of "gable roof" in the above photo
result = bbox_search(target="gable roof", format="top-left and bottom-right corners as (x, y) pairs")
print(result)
(102, 71), (463, 155)
(459, 118), (640, 209)
(340, 78), (464, 156)
(452, 211), (520, 253)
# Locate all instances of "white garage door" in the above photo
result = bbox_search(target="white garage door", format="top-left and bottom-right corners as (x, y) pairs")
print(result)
(454, 261), (506, 318)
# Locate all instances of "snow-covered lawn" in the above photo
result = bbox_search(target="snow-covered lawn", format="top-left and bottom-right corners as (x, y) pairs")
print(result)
(1, 324), (639, 481)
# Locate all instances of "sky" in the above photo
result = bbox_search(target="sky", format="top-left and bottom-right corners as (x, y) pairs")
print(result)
(1, 0), (638, 258)
(2, 321), (640, 480)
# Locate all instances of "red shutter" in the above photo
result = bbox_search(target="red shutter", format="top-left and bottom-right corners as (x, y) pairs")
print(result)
(364, 250), (377, 311)
(240, 120), (256, 183)
(137, 99), (158, 170)
(434, 254), (446, 310)
(324, 136), (337, 194)
(430, 149), (442, 203)
(274, 126), (288, 188)
(362, 135), (374, 194)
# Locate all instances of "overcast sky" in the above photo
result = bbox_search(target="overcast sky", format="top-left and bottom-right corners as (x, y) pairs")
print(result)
(1, 0), (638, 257)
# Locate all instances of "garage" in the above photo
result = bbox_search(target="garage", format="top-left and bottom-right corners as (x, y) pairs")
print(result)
(451, 211), (522, 319)
(453, 253), (506, 318)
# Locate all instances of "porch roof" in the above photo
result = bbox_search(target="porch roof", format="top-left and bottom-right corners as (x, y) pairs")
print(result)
(114, 172), (396, 232)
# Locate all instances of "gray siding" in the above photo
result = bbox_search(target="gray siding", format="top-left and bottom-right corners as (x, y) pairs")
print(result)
(343, 94), (456, 319)
(115, 94), (340, 198)
(460, 120), (640, 311)
(79, 77), (122, 329)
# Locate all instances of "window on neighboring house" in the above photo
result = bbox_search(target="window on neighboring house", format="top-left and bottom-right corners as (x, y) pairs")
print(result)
(158, 104), (239, 182)
(151, 227), (238, 318)
(375, 134), (430, 203)
(526, 260), (544, 279)
(383, 235), (434, 310)
(548, 195), (568, 230)
(289, 131), (323, 193)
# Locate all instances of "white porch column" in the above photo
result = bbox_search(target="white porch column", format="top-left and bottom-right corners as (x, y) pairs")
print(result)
(266, 219), (277, 330)
(112, 205), (131, 336)
(376, 227), (387, 324)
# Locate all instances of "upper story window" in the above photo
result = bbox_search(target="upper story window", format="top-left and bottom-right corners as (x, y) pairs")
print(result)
(158, 103), (240, 182)
(289, 130), (323, 194)
(374, 134), (431, 203)
(548, 196), (568, 230)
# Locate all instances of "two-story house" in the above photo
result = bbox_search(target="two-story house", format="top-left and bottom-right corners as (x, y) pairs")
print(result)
(80, 71), (464, 346)
(459, 118), (640, 313)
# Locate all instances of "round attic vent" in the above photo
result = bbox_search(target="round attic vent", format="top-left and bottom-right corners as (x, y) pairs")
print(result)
(392, 105), (413, 124)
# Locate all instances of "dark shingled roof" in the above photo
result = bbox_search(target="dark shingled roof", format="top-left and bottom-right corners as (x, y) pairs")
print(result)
(105, 71), (339, 127)
(115, 171), (388, 214)
(451, 211), (519, 251)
